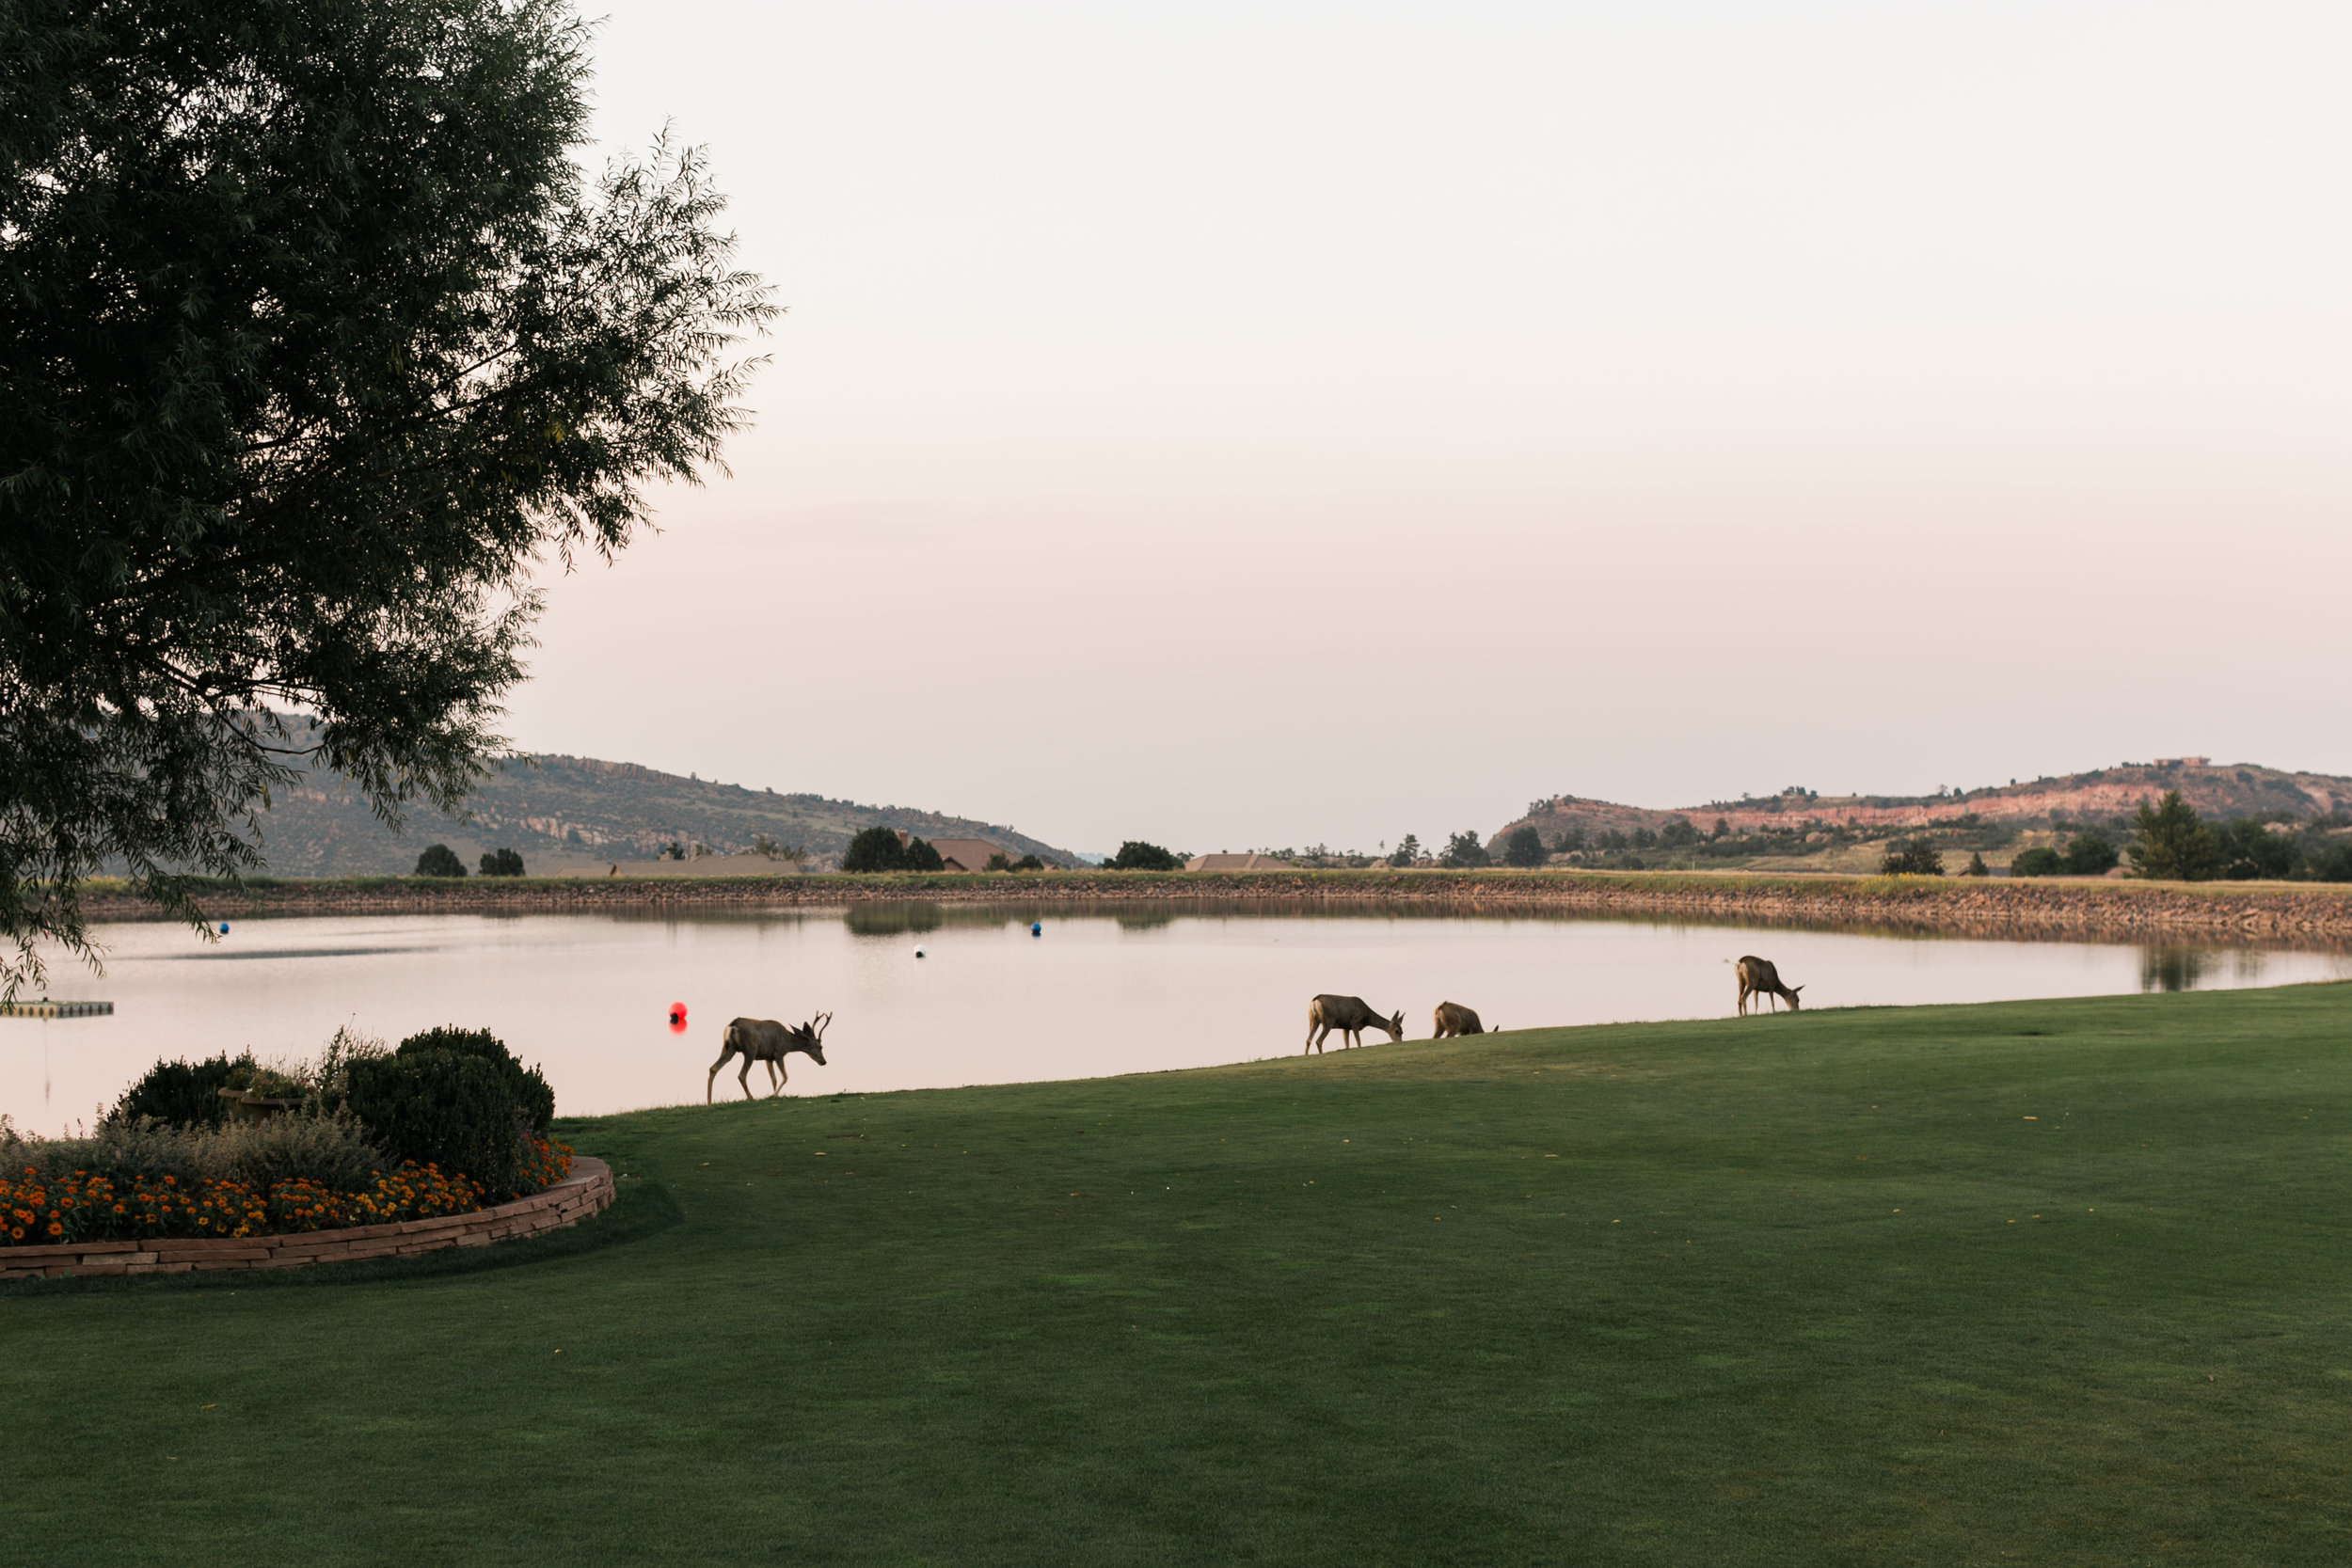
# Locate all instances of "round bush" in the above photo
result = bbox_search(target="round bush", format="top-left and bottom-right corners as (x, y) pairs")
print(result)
(414, 843), (468, 878)
(2010, 847), (2064, 878)
(395, 1025), (554, 1134)
(110, 1050), (256, 1128)
(346, 1051), (524, 1196)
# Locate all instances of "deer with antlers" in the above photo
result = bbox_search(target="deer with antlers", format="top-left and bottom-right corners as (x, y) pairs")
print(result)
(707, 1012), (831, 1101)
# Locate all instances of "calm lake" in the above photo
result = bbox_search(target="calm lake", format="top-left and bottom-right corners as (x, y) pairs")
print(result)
(6, 902), (2347, 1133)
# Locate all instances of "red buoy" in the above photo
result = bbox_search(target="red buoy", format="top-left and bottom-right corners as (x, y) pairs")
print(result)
(668, 1001), (688, 1032)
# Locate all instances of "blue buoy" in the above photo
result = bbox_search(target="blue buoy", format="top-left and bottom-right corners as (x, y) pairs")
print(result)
(217, 923), (230, 936)
(1031, 923), (1041, 938)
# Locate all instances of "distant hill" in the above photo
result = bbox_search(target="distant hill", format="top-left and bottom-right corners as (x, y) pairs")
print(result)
(248, 752), (1078, 877)
(1494, 759), (2352, 848)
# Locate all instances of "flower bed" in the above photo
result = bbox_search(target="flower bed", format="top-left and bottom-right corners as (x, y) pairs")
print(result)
(0, 1157), (612, 1280)
(4, 1139), (570, 1247)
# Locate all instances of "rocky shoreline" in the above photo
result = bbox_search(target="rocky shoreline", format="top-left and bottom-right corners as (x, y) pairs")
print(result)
(74, 869), (2352, 948)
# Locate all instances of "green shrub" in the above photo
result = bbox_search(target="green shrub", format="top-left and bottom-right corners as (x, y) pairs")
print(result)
(1502, 826), (1547, 867)
(1441, 831), (1489, 869)
(2063, 832), (2120, 875)
(2213, 818), (2299, 880)
(1881, 839), (1945, 876)
(2010, 847), (2064, 878)
(346, 1050), (526, 1196)
(1961, 852), (1989, 877)
(1106, 840), (1183, 871)
(2309, 842), (2352, 882)
(478, 847), (525, 876)
(902, 836), (946, 872)
(2129, 791), (2219, 881)
(199, 1112), (388, 1192)
(1013, 853), (1045, 871)
(395, 1026), (554, 1135)
(109, 1050), (256, 1128)
(1659, 817), (1699, 848)
(7, 1109), (385, 1193)
(414, 843), (467, 878)
(842, 826), (908, 872)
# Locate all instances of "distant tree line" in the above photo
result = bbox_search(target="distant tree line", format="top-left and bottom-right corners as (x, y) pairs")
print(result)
(841, 828), (945, 873)
(413, 845), (524, 878)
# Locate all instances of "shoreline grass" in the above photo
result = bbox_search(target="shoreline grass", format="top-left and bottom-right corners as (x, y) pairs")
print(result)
(10, 983), (2352, 1561)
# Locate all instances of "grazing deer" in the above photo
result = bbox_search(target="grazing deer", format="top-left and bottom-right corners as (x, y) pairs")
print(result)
(1305, 995), (1406, 1053)
(1432, 1001), (1489, 1038)
(1735, 957), (1804, 1015)
(707, 1012), (831, 1101)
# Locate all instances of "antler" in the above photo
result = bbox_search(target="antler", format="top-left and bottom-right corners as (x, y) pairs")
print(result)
(811, 1010), (832, 1042)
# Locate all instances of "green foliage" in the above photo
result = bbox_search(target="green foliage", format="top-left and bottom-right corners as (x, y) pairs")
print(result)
(346, 1051), (526, 1196)
(477, 847), (525, 877)
(1630, 827), (1658, 849)
(108, 1051), (256, 1129)
(1388, 833), (1422, 868)
(841, 827), (908, 872)
(17, 1104), (387, 1192)
(2129, 792), (2220, 881)
(1659, 817), (1699, 848)
(395, 1027), (554, 1136)
(1549, 825), (1586, 854)
(0, 0), (776, 998)
(901, 837), (946, 873)
(1013, 854), (1045, 872)
(2213, 818), (2299, 881)
(414, 844), (468, 879)
(2063, 832), (2120, 875)
(1440, 832), (1490, 869)
(1962, 851), (1989, 877)
(2010, 847), (2064, 878)
(1880, 838), (1946, 876)
(2309, 842), (2352, 882)
(1106, 841), (1183, 872)
(1502, 826), (1547, 868)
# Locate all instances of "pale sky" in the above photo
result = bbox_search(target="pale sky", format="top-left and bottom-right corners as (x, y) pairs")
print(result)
(506, 1), (2352, 856)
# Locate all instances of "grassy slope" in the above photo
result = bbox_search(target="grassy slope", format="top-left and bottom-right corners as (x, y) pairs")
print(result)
(11, 985), (2352, 1564)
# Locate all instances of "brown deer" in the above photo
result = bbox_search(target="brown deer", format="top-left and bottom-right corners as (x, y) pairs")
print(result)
(1432, 1001), (1489, 1038)
(1735, 957), (1803, 1015)
(707, 1012), (831, 1101)
(1305, 995), (1406, 1053)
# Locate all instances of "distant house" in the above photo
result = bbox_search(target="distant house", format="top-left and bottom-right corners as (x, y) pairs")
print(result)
(926, 837), (1012, 872)
(1184, 853), (1288, 871)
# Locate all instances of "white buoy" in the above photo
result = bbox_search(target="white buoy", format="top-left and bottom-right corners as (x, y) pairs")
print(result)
(914, 945), (927, 958)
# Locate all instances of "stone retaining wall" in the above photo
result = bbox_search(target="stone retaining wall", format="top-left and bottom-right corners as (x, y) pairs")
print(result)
(78, 871), (2352, 945)
(0, 1157), (613, 1282)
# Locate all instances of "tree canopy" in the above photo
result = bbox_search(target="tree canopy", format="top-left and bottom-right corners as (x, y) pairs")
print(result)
(0, 0), (774, 993)
(1105, 841), (1183, 872)
(2128, 792), (2220, 881)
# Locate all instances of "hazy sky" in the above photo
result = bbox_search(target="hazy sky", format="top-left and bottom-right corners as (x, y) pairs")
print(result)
(506, 1), (2351, 856)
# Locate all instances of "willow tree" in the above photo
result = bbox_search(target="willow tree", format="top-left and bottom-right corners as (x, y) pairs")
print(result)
(0, 0), (775, 993)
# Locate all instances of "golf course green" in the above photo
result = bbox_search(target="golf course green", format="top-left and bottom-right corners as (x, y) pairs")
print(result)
(9, 983), (2352, 1564)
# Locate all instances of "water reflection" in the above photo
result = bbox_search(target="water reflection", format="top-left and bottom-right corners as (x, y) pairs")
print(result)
(6, 905), (2348, 1132)
(2139, 947), (2210, 992)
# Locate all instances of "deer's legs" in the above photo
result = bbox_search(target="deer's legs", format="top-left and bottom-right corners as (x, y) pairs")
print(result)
(738, 1058), (755, 1099)
(706, 1049), (738, 1103)
(1306, 1022), (1329, 1054)
(768, 1059), (787, 1097)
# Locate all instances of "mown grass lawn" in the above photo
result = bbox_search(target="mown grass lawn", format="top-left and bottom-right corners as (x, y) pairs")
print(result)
(10, 984), (2352, 1565)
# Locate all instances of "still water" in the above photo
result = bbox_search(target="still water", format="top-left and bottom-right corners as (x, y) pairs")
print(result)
(6, 903), (2347, 1132)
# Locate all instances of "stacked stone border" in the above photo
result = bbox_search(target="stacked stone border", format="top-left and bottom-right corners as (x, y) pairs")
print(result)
(1, 1157), (613, 1282)
(76, 870), (2352, 944)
